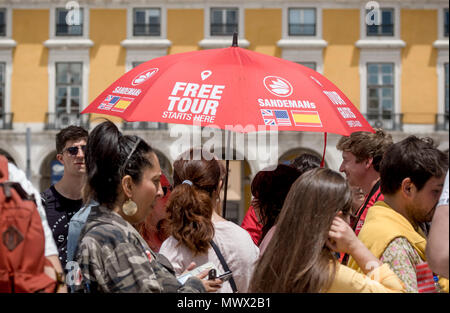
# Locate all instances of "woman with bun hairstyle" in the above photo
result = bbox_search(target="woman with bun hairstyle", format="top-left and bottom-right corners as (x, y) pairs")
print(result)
(73, 121), (221, 293)
(159, 148), (259, 293)
(249, 168), (405, 293)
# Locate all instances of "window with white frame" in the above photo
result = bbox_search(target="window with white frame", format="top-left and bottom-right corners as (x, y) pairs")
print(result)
(133, 8), (161, 36)
(55, 8), (83, 36)
(288, 8), (316, 36)
(0, 9), (5, 37)
(0, 61), (11, 129)
(366, 8), (394, 36)
(55, 62), (82, 114)
(210, 8), (238, 36)
(366, 63), (395, 124)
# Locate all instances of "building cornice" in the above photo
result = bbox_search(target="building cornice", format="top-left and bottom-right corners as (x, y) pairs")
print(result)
(43, 38), (94, 49)
(355, 39), (406, 49)
(277, 38), (327, 49)
(121, 38), (172, 49)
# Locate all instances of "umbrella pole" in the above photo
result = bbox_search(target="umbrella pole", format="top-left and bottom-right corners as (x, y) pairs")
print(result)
(321, 132), (327, 168)
(223, 159), (229, 218)
(222, 130), (231, 218)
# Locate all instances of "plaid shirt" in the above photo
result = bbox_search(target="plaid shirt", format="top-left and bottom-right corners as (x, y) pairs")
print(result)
(72, 205), (205, 293)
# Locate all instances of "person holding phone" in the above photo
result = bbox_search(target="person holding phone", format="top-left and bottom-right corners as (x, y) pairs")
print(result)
(159, 148), (259, 293)
(72, 121), (221, 293)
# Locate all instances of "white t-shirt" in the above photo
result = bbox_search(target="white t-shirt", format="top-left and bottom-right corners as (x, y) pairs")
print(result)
(7, 163), (58, 257)
(438, 170), (449, 207)
(160, 220), (260, 293)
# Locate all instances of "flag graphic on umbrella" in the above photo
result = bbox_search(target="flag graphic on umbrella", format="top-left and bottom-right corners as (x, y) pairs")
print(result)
(260, 109), (292, 126)
(273, 110), (292, 126)
(291, 110), (323, 127)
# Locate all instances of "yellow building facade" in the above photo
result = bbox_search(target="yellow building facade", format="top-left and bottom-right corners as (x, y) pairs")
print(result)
(0, 0), (448, 223)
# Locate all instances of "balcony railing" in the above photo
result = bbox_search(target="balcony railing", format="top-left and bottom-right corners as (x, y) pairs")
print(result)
(133, 23), (161, 36)
(45, 112), (90, 130)
(367, 24), (394, 36)
(56, 24), (83, 36)
(435, 113), (449, 131)
(363, 112), (403, 131)
(122, 121), (168, 131)
(211, 23), (238, 36)
(0, 112), (13, 130)
(288, 23), (316, 36)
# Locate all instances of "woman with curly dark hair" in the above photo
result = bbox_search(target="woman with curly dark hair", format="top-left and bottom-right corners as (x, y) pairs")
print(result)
(159, 148), (259, 293)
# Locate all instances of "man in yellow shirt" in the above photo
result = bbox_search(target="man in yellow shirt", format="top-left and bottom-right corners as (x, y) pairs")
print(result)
(348, 136), (448, 292)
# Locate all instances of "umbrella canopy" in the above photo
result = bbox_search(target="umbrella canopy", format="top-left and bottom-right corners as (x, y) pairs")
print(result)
(82, 39), (373, 136)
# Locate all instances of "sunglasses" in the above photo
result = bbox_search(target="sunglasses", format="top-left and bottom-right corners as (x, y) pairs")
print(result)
(162, 185), (173, 197)
(63, 145), (87, 156)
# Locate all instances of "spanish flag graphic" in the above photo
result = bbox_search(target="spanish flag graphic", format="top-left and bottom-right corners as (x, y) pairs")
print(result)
(291, 110), (323, 127)
(111, 97), (134, 113)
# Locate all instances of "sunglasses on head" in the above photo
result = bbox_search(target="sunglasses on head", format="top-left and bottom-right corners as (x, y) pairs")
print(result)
(63, 145), (86, 156)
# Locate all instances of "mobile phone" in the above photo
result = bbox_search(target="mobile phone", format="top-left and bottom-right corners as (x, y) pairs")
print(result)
(217, 271), (233, 282)
(177, 262), (215, 284)
(208, 269), (217, 280)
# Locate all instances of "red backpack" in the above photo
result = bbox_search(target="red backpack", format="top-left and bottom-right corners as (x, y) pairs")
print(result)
(0, 155), (57, 293)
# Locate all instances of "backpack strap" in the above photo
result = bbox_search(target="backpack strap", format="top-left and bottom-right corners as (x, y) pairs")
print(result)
(0, 155), (9, 182)
(210, 240), (238, 293)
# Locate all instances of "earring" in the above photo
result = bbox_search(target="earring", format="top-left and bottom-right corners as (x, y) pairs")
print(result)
(122, 198), (138, 216)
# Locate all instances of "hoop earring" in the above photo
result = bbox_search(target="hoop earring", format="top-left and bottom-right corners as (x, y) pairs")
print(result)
(122, 198), (138, 216)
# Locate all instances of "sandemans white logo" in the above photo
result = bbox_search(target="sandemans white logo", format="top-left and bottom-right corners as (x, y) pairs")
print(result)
(132, 68), (158, 86)
(263, 76), (293, 97)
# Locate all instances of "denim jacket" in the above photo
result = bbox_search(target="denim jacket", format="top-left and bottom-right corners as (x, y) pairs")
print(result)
(66, 199), (98, 265)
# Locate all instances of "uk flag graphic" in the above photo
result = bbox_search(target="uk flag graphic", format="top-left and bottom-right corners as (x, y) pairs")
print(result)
(264, 119), (276, 126)
(261, 109), (273, 117)
(98, 95), (120, 111)
(261, 109), (275, 125)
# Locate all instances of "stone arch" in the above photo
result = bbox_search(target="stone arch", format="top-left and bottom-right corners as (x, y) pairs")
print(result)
(39, 151), (59, 192)
(278, 147), (328, 168)
(0, 147), (18, 166)
(214, 147), (253, 225)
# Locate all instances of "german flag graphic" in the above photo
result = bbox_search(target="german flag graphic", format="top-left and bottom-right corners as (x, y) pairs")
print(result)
(291, 110), (323, 127)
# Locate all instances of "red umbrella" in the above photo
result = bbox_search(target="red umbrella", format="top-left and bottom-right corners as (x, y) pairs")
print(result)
(82, 34), (374, 216)
(82, 36), (372, 136)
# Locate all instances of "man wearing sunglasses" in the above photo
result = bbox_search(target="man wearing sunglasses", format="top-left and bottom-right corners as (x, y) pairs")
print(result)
(41, 126), (88, 270)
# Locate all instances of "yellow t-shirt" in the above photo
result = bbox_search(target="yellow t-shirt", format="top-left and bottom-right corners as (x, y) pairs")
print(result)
(326, 263), (405, 293)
